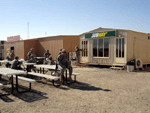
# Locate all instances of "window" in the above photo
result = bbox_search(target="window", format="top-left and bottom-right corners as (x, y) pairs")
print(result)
(93, 39), (97, 57)
(98, 39), (103, 57)
(93, 38), (109, 57)
(122, 38), (124, 57)
(104, 38), (109, 57)
(116, 38), (124, 58)
(82, 41), (88, 57)
(119, 39), (121, 57)
(116, 39), (118, 57)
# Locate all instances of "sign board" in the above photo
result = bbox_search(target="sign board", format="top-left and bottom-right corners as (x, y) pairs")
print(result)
(7, 35), (20, 42)
(85, 31), (116, 39)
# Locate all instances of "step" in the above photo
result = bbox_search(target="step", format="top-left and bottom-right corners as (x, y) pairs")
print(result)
(112, 63), (126, 66)
(110, 67), (124, 70)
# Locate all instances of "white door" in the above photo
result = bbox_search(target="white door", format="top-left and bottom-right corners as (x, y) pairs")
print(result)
(80, 40), (88, 63)
(115, 38), (126, 63)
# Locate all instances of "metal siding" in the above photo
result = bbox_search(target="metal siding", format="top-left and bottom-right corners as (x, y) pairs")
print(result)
(38, 37), (63, 60)
(4, 41), (24, 60)
(63, 36), (80, 53)
(127, 31), (150, 64)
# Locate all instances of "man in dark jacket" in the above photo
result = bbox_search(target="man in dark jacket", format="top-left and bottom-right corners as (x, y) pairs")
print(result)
(44, 50), (51, 61)
(11, 56), (22, 70)
(57, 49), (72, 82)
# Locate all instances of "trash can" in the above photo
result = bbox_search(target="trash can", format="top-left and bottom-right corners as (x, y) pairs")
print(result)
(127, 65), (134, 72)
(126, 59), (135, 72)
(71, 59), (76, 66)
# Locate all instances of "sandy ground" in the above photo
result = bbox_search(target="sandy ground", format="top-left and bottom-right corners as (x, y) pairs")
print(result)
(0, 66), (150, 113)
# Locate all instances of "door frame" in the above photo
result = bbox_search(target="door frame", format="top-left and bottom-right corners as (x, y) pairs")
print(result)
(80, 39), (89, 63)
(114, 37), (126, 64)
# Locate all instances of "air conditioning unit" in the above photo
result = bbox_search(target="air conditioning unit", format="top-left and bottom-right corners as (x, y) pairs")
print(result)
(135, 59), (143, 68)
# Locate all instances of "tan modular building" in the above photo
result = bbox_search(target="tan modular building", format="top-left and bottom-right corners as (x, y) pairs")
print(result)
(79, 27), (150, 68)
(4, 35), (80, 61)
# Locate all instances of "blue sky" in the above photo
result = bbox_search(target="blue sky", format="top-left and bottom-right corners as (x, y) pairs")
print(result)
(0, 0), (150, 40)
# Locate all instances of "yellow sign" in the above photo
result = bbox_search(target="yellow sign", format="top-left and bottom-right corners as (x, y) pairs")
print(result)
(98, 32), (107, 37)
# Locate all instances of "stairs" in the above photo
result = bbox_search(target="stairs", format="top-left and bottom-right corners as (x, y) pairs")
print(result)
(110, 63), (126, 70)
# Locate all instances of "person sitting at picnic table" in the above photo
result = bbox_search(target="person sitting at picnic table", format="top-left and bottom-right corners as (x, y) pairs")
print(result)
(44, 50), (51, 61)
(43, 56), (55, 65)
(57, 49), (72, 83)
(10, 50), (15, 61)
(27, 48), (36, 60)
(26, 55), (37, 72)
(11, 56), (23, 70)
(27, 55), (37, 63)
(5, 56), (11, 68)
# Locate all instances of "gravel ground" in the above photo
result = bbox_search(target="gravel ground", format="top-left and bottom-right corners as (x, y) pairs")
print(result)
(0, 66), (150, 113)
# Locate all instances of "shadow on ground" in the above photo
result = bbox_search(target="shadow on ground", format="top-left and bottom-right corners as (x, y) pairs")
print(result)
(56, 81), (112, 92)
(0, 94), (14, 102)
(1, 85), (48, 103)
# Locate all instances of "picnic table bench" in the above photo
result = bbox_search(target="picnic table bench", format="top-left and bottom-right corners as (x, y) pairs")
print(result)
(64, 72), (80, 82)
(13, 75), (36, 92)
(0, 83), (3, 89)
(28, 72), (60, 86)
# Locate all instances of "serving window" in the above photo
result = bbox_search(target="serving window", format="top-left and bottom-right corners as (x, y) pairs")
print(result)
(93, 38), (109, 57)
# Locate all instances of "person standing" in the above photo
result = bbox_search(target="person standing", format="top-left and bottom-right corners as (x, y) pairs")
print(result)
(10, 50), (15, 61)
(57, 49), (72, 83)
(58, 48), (62, 55)
(6, 48), (10, 58)
(75, 46), (83, 64)
(44, 50), (51, 61)
(27, 48), (36, 60)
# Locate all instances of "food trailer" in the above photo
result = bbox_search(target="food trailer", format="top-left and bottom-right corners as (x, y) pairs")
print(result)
(79, 27), (150, 69)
